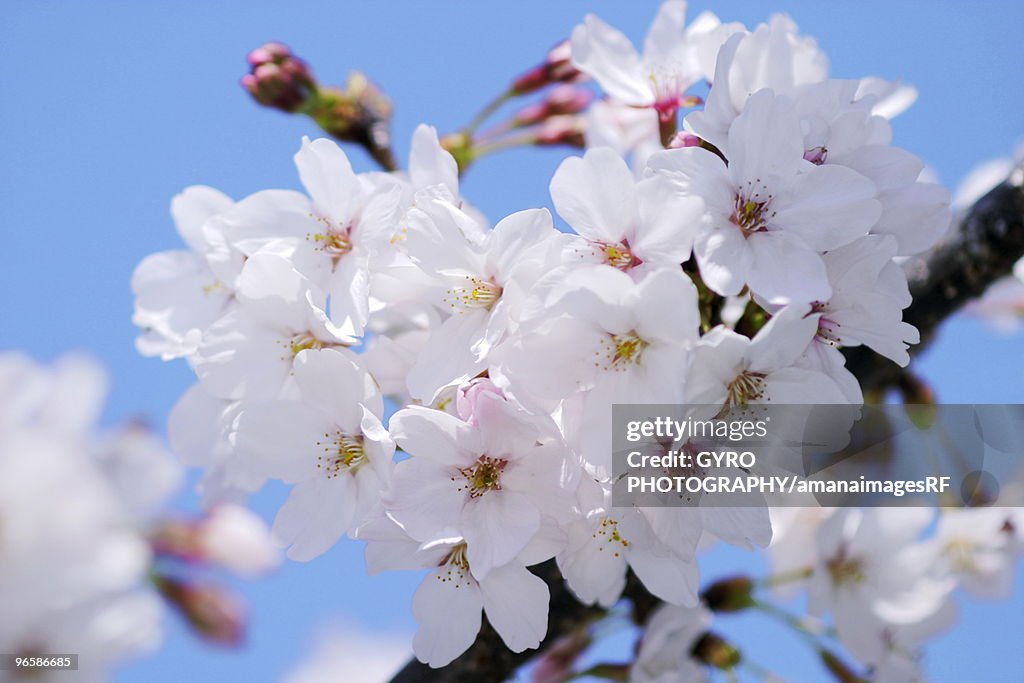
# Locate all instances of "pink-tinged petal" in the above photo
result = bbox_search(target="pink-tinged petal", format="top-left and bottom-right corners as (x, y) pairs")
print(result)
(235, 252), (316, 330)
(558, 525), (628, 607)
(171, 185), (233, 253)
(726, 90), (804, 183)
(131, 250), (230, 359)
(292, 348), (369, 431)
(549, 148), (637, 244)
(684, 327), (748, 405)
(480, 563), (549, 652)
(745, 231), (830, 305)
(498, 316), (603, 400)
(193, 310), (293, 401)
(412, 565), (483, 667)
(701, 506), (773, 549)
(463, 491), (541, 580)
(748, 304), (819, 372)
(234, 401), (333, 483)
(327, 252), (371, 337)
(294, 136), (359, 223)
(571, 15), (651, 105)
(873, 182), (951, 256)
(389, 406), (481, 466)
(630, 268), (700, 345)
(837, 145), (922, 192)
(631, 175), (704, 265)
(646, 146), (735, 216)
(166, 383), (228, 467)
(410, 124), (459, 199)
(222, 189), (321, 253)
(406, 309), (489, 402)
(486, 208), (556, 282)
(403, 199), (486, 274)
(683, 32), (743, 150)
(642, 0), (687, 66)
(694, 225), (751, 297)
(384, 458), (467, 542)
(772, 165), (881, 251)
(272, 477), (356, 561)
(763, 367), (849, 404)
(360, 406), (395, 481)
(627, 546), (700, 606)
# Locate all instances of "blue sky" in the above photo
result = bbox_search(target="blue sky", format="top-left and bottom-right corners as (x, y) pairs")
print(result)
(1, 1), (1022, 681)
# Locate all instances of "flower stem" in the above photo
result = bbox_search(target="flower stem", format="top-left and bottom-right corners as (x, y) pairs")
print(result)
(463, 88), (515, 135)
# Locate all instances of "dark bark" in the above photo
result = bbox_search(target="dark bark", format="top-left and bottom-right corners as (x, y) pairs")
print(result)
(846, 173), (1024, 392)
(388, 169), (1024, 683)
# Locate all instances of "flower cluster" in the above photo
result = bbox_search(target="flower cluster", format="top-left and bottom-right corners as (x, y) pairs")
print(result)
(0, 354), (279, 681)
(133, 1), (960, 673)
(0, 354), (177, 679)
(761, 504), (1024, 682)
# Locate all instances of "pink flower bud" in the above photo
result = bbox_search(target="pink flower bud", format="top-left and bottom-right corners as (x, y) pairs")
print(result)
(456, 378), (505, 424)
(241, 42), (316, 113)
(511, 40), (586, 95)
(153, 576), (246, 647)
(534, 114), (586, 148)
(545, 86), (593, 115)
(512, 86), (592, 127)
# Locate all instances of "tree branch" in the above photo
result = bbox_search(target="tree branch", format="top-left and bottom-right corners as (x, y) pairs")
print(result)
(388, 168), (1024, 683)
(846, 170), (1024, 392)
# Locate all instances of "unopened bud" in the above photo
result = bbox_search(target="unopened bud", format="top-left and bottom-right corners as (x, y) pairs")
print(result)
(150, 519), (201, 562)
(514, 86), (593, 127)
(692, 634), (741, 671)
(691, 632), (741, 670)
(511, 40), (586, 95)
(153, 575), (246, 646)
(534, 114), (586, 148)
(456, 377), (505, 424)
(242, 42), (316, 113)
(700, 575), (754, 613)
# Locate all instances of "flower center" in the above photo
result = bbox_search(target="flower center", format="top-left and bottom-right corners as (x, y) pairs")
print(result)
(308, 215), (353, 260)
(944, 538), (978, 574)
(315, 431), (367, 477)
(599, 241), (642, 270)
(285, 332), (326, 357)
(809, 301), (842, 346)
(457, 456), (508, 498)
(826, 546), (865, 586)
(803, 146), (828, 165)
(593, 517), (630, 558)
(598, 332), (649, 372)
(436, 543), (474, 586)
(444, 276), (502, 313)
(726, 371), (768, 408)
(730, 181), (775, 236)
